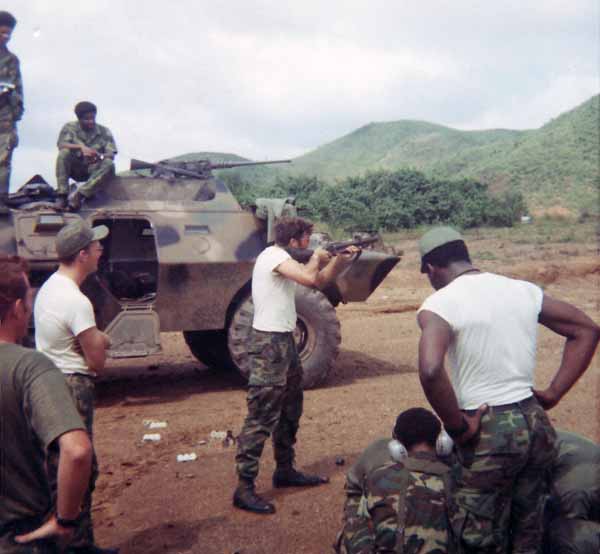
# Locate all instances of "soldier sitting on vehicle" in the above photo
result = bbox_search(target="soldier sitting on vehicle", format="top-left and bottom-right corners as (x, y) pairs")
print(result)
(335, 407), (456, 554)
(55, 101), (117, 211)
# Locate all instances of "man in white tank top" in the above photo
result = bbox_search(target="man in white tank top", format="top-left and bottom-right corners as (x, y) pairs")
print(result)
(416, 226), (599, 554)
(234, 217), (358, 515)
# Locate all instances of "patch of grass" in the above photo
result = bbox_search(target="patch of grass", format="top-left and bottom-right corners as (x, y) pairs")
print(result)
(475, 251), (498, 261)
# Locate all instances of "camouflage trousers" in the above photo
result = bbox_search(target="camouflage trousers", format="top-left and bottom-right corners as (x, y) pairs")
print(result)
(0, 125), (18, 198)
(544, 518), (600, 554)
(55, 149), (115, 198)
(235, 329), (304, 483)
(47, 374), (98, 548)
(451, 396), (557, 554)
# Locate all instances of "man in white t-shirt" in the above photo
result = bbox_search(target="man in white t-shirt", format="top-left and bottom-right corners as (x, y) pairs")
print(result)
(34, 219), (116, 554)
(416, 226), (600, 554)
(234, 216), (358, 514)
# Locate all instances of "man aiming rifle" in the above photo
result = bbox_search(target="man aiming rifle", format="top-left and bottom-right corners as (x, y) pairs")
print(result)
(233, 216), (359, 514)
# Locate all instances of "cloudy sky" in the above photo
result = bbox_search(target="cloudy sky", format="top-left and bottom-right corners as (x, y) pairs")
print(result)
(4, 0), (599, 190)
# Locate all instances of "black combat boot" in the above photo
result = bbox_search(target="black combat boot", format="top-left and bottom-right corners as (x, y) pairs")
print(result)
(272, 467), (330, 488)
(232, 480), (275, 514)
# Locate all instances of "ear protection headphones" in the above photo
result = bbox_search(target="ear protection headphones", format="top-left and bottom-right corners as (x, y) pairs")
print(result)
(388, 429), (454, 462)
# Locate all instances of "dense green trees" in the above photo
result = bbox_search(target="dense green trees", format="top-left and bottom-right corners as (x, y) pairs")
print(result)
(221, 168), (526, 232)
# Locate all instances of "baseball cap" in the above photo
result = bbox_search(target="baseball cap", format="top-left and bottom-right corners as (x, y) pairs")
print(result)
(419, 226), (463, 258)
(56, 219), (109, 259)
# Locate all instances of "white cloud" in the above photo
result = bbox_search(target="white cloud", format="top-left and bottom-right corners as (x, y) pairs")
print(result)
(0, 0), (597, 190)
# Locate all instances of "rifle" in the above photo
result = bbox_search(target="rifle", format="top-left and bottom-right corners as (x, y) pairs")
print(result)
(286, 236), (379, 264)
(130, 158), (291, 179)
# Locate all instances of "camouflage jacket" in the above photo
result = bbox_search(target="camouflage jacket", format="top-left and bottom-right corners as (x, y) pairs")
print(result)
(548, 430), (600, 521)
(57, 121), (117, 156)
(0, 49), (24, 127)
(340, 450), (454, 554)
(542, 430), (600, 554)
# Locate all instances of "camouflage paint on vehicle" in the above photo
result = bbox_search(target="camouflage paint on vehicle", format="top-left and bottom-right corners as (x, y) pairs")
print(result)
(0, 161), (400, 385)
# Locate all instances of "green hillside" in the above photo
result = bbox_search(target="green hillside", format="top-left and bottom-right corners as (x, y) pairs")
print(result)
(290, 94), (599, 212)
(167, 95), (599, 213)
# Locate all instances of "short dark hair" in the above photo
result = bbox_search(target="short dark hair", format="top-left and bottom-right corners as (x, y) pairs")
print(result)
(393, 407), (441, 449)
(274, 217), (314, 247)
(0, 11), (17, 29)
(420, 240), (471, 273)
(0, 255), (29, 321)
(74, 101), (97, 119)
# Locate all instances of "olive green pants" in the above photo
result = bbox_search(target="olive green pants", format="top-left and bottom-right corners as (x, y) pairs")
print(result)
(0, 127), (17, 198)
(55, 149), (114, 198)
(452, 396), (557, 554)
(235, 330), (304, 482)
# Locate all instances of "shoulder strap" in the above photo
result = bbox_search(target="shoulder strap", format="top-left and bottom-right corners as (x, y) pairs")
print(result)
(394, 468), (411, 554)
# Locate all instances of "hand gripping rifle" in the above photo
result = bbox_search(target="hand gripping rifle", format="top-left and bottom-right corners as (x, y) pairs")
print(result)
(286, 236), (379, 264)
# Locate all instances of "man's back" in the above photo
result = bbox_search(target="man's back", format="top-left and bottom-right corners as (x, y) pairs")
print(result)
(364, 454), (451, 553)
(419, 272), (543, 408)
(251, 245), (296, 332)
(0, 343), (82, 526)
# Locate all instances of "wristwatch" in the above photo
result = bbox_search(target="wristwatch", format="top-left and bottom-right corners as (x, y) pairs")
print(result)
(56, 514), (80, 528)
(445, 416), (469, 439)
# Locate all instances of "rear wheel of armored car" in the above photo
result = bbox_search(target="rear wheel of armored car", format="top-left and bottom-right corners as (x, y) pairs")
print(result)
(183, 329), (233, 370)
(227, 286), (341, 389)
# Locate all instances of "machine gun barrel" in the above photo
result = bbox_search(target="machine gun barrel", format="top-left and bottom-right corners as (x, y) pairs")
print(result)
(210, 159), (291, 170)
(130, 159), (205, 179)
(130, 158), (291, 179)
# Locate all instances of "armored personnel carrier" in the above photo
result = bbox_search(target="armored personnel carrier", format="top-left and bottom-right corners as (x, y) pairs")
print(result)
(0, 158), (400, 388)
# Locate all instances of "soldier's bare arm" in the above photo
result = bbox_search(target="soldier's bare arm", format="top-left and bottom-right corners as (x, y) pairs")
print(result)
(534, 295), (600, 410)
(77, 326), (110, 373)
(58, 142), (99, 159)
(314, 246), (359, 288)
(276, 247), (331, 287)
(14, 429), (92, 545)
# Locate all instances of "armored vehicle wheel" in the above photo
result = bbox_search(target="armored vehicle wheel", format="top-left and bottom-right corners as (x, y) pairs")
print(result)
(183, 329), (232, 370)
(227, 286), (341, 389)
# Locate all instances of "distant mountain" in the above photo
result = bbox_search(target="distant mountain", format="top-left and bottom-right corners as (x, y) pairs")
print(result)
(172, 95), (599, 212)
(290, 94), (599, 211)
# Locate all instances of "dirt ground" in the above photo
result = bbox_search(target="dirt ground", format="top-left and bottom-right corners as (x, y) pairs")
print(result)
(92, 226), (599, 554)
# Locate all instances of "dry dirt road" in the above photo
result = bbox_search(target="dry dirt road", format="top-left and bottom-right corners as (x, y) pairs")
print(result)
(92, 228), (599, 554)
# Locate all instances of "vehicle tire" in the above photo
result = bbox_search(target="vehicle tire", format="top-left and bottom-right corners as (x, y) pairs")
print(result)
(227, 286), (341, 389)
(183, 329), (233, 370)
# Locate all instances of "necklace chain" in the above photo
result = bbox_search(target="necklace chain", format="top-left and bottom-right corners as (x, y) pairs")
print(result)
(454, 267), (481, 279)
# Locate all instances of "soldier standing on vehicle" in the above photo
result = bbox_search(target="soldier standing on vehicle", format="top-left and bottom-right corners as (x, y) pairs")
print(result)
(34, 220), (118, 554)
(0, 254), (92, 554)
(0, 11), (24, 213)
(416, 226), (600, 553)
(335, 407), (455, 554)
(55, 101), (117, 211)
(233, 216), (358, 514)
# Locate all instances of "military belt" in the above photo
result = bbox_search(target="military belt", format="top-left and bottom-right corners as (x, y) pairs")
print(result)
(463, 395), (537, 415)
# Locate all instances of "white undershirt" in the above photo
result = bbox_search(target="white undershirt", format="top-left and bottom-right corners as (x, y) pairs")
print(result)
(34, 272), (97, 376)
(418, 272), (543, 409)
(252, 245), (297, 333)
